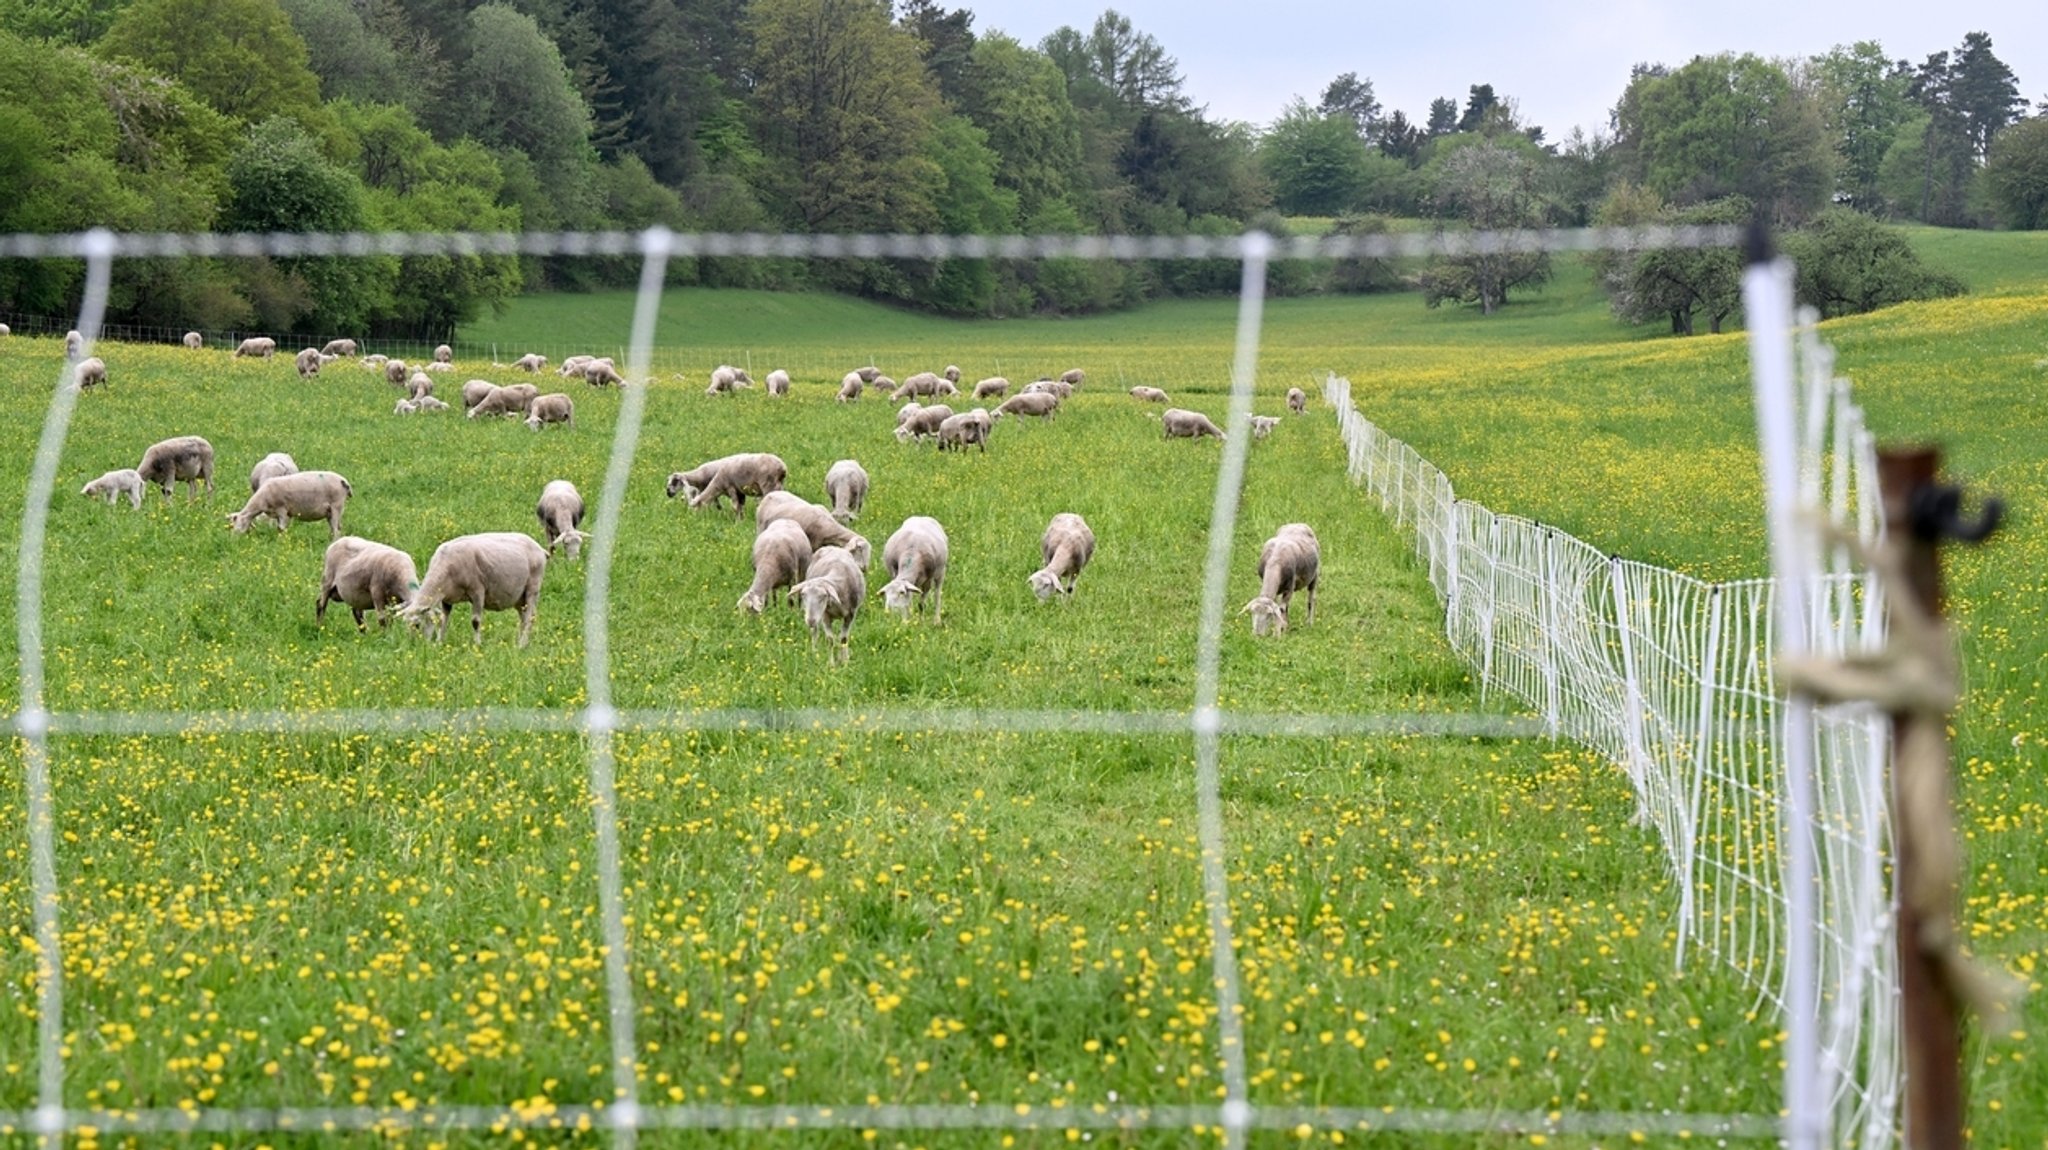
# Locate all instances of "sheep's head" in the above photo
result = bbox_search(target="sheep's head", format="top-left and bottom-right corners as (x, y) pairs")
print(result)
(226, 510), (256, 534)
(737, 590), (766, 615)
(525, 413), (542, 430)
(398, 588), (445, 641)
(1028, 569), (1062, 603)
(844, 535), (873, 568)
(793, 579), (841, 628)
(893, 426), (914, 444)
(665, 472), (693, 500)
(553, 528), (591, 560)
(880, 578), (920, 617)
(1242, 596), (1287, 637)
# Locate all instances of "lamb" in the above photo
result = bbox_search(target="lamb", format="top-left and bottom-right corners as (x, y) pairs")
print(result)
(461, 380), (499, 410)
(1249, 415), (1281, 439)
(413, 395), (451, 412)
(558, 355), (595, 378)
(1162, 408), (1226, 441)
(249, 451), (298, 492)
(1059, 367), (1085, 386)
(72, 356), (107, 390)
(316, 536), (418, 631)
(535, 479), (590, 559)
(225, 470), (352, 538)
(399, 532), (549, 647)
(1024, 379), (1073, 399)
(853, 366), (882, 383)
(755, 491), (872, 567)
(395, 399), (420, 415)
(512, 353), (548, 373)
(136, 435), (215, 500)
(687, 452), (789, 516)
(423, 361), (454, 373)
(936, 408), (992, 453)
(583, 357), (624, 387)
(879, 515), (949, 624)
(870, 375), (896, 397)
(468, 383), (538, 419)
(942, 365), (962, 384)
(384, 359), (409, 386)
(1287, 387), (1307, 415)
(789, 544), (867, 663)
(321, 338), (358, 357)
(993, 391), (1060, 421)
(896, 401), (923, 427)
(291, 347), (322, 378)
(525, 393), (574, 429)
(894, 403), (954, 444)
(361, 354), (388, 369)
(66, 330), (85, 358)
(234, 336), (275, 359)
(81, 468), (144, 509)
(402, 372), (434, 401)
(707, 365), (750, 395)
(823, 459), (869, 523)
(1029, 513), (1096, 602)
(1129, 386), (1169, 403)
(889, 371), (944, 401)
(972, 377), (1010, 400)
(765, 369), (790, 396)
(837, 372), (865, 402)
(738, 519), (813, 614)
(433, 343), (453, 364)
(1243, 523), (1320, 637)
(182, 331), (203, 350)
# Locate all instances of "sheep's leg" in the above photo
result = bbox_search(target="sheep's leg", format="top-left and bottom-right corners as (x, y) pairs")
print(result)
(1304, 580), (1317, 626)
(329, 508), (343, 539)
(931, 583), (943, 626)
(471, 600), (485, 645)
(317, 588), (333, 624)
(516, 599), (536, 648)
(351, 606), (368, 631)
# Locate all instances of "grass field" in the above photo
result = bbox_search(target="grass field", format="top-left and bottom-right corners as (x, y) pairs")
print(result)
(2, 226), (2042, 1146)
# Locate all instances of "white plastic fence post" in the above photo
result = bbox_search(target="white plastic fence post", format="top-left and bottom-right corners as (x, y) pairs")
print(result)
(1537, 530), (1562, 737)
(1679, 587), (1725, 972)
(1609, 557), (1650, 811)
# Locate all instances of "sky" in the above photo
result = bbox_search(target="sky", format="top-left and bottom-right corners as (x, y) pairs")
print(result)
(957, 0), (2043, 140)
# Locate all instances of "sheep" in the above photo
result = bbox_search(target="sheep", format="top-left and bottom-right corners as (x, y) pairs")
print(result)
(0, 323), (10, 336)
(879, 515), (948, 623)
(755, 491), (872, 567)
(707, 364), (749, 395)
(234, 336), (275, 359)
(943, 365), (962, 384)
(424, 361), (454, 373)
(413, 395), (451, 412)
(525, 393), (574, 429)
(72, 356), (107, 390)
(993, 391), (1060, 421)
(937, 408), (992, 453)
(66, 330), (85, 358)
(399, 532), (549, 647)
(1243, 523), (1320, 637)
(1162, 408), (1226, 441)
(1287, 387), (1307, 415)
(434, 343), (453, 363)
(461, 380), (499, 410)
(321, 338), (358, 357)
(407, 372), (435, 400)
(765, 369), (791, 397)
(1129, 386), (1169, 403)
(394, 399), (420, 415)
(1024, 378), (1073, 399)
(1249, 415), (1281, 439)
(738, 519), (813, 615)
(870, 374), (896, 397)
(895, 401), (922, 427)
(1059, 367), (1085, 386)
(837, 372), (865, 402)
(894, 403), (954, 444)
(732, 367), (754, 386)
(972, 377), (1010, 400)
(535, 479), (589, 559)
(789, 545), (867, 664)
(558, 355), (595, 378)
(468, 383), (538, 419)
(361, 354), (388, 369)
(249, 451), (298, 492)
(317, 536), (418, 631)
(319, 352), (339, 365)
(288, 347), (320, 378)
(823, 459), (869, 523)
(512, 353), (548, 373)
(1029, 512), (1096, 602)
(889, 371), (944, 401)
(384, 359), (409, 386)
(136, 435), (215, 500)
(854, 366), (882, 383)
(182, 331), (203, 350)
(225, 469), (352, 538)
(687, 452), (789, 516)
(667, 452), (787, 510)
(583, 358), (624, 387)
(81, 468), (144, 509)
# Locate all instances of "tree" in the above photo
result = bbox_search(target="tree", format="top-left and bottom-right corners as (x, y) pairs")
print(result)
(1260, 99), (1371, 215)
(1948, 31), (2024, 158)
(1455, 84), (1498, 134)
(958, 32), (1087, 220)
(1984, 116), (2048, 229)
(1614, 53), (1833, 224)
(1042, 9), (1186, 117)
(446, 4), (597, 193)
(1425, 97), (1459, 137)
(1607, 196), (1749, 335)
(98, 0), (325, 125)
(1318, 72), (1380, 139)
(1418, 135), (1552, 314)
(0, 0), (132, 44)
(1782, 209), (1965, 318)
(224, 115), (394, 332)
(275, 0), (408, 108)
(899, 0), (976, 107)
(910, 114), (1017, 313)
(1376, 110), (1422, 163)
(1811, 41), (1915, 212)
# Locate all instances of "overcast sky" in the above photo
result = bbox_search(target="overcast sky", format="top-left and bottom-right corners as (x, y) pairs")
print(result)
(958, 0), (2042, 141)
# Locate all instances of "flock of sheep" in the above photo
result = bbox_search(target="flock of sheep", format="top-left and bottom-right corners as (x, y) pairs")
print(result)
(49, 326), (1323, 656)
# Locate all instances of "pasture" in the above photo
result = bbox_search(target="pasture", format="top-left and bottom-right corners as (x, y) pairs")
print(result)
(1, 229), (2042, 1146)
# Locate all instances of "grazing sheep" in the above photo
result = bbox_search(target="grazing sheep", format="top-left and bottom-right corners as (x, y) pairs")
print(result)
(81, 468), (144, 509)
(993, 391), (1060, 421)
(583, 357), (625, 387)
(226, 470), (352, 538)
(1024, 378), (1073, 399)
(407, 372), (435, 400)
(937, 408), (992, 453)
(1029, 512), (1096, 602)
(1059, 367), (1085, 386)
(739, 519), (813, 614)
(879, 516), (949, 623)
(1129, 386), (1169, 403)
(894, 403), (955, 445)
(837, 372), (865, 402)
(1243, 523), (1320, 637)
(1249, 415), (1280, 439)
(512, 353), (547, 373)
(361, 354), (388, 369)
(558, 355), (595, 378)
(66, 330), (85, 358)
(1286, 387), (1307, 415)
(468, 382), (538, 419)
(687, 452), (789, 516)
(1162, 408), (1226, 441)
(896, 401), (923, 427)
(136, 435), (215, 500)
(765, 369), (790, 396)
(943, 365), (962, 383)
(525, 393), (574, 429)
(461, 380), (499, 410)
(972, 377), (1010, 400)
(234, 336), (275, 358)
(870, 374), (896, 397)
(384, 359), (409, 386)
(434, 343), (453, 363)
(72, 356), (107, 390)
(292, 347), (322, 378)
(424, 361), (454, 373)
(823, 459), (868, 523)
(889, 371), (944, 401)
(535, 479), (589, 559)
(854, 366), (882, 383)
(399, 532), (549, 647)
(789, 545), (867, 664)
(249, 451), (298, 492)
(182, 331), (203, 350)
(394, 399), (420, 415)
(413, 395), (451, 412)
(707, 364), (754, 395)
(317, 535), (418, 631)
(321, 338), (357, 357)
(755, 491), (872, 567)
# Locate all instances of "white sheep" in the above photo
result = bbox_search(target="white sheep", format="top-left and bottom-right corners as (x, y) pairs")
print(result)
(687, 452), (788, 516)
(512, 353), (548, 373)
(321, 338), (358, 357)
(755, 491), (872, 567)
(1029, 513), (1096, 602)
(407, 371), (435, 401)
(361, 354), (388, 369)
(423, 361), (454, 373)
(317, 535), (418, 631)
(739, 519), (813, 614)
(413, 395), (451, 412)
(889, 371), (943, 401)
(879, 515), (948, 624)
(434, 343), (453, 364)
(0, 323), (11, 336)
(1243, 523), (1320, 636)
(1024, 379), (1073, 399)
(789, 544), (867, 664)
(765, 369), (791, 396)
(1059, 367), (1085, 386)
(182, 331), (203, 350)
(706, 364), (751, 395)
(854, 366), (882, 383)
(894, 403), (954, 444)
(234, 336), (275, 358)
(1249, 415), (1280, 439)
(292, 347), (322, 378)
(72, 356), (107, 390)
(823, 459), (868, 523)
(400, 532), (549, 647)
(558, 355), (595, 378)
(66, 329), (85, 358)
(837, 372), (865, 402)
(870, 374), (896, 397)
(81, 468), (144, 509)
(535, 479), (589, 559)
(1287, 387), (1307, 415)
(1162, 408), (1226, 441)
(395, 399), (420, 415)
(468, 383), (538, 419)
(525, 393), (574, 429)
(993, 391), (1060, 421)
(936, 408), (992, 453)
(249, 451), (298, 492)
(943, 365), (962, 383)
(972, 377), (1010, 400)
(384, 359), (409, 386)
(136, 435), (215, 500)
(1129, 385), (1169, 403)
(225, 470), (351, 537)
(583, 358), (624, 387)
(461, 380), (499, 410)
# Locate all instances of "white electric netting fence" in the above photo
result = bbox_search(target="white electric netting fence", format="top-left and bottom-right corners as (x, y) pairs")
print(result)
(6, 225), (1879, 1149)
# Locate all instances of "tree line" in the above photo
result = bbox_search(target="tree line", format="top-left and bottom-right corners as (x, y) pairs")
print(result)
(0, 0), (2038, 338)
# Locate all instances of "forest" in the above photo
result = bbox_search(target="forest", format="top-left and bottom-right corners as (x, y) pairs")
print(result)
(0, 0), (2039, 336)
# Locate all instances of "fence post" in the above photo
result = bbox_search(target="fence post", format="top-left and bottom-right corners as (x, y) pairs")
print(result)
(1443, 501), (1462, 621)
(1678, 584), (1724, 972)
(1536, 529), (1561, 737)
(1608, 557), (1650, 815)
(1476, 514), (1498, 699)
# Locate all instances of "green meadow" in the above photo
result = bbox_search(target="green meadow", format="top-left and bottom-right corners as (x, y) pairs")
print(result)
(1, 227), (2042, 1146)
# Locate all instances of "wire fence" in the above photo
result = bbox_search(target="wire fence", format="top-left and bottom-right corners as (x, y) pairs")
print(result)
(7, 224), (1871, 1148)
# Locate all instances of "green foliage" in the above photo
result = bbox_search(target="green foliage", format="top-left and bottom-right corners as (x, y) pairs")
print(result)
(98, 0), (325, 125)
(959, 33), (1086, 220)
(1260, 100), (1373, 217)
(1326, 212), (1404, 294)
(1783, 207), (1967, 317)
(1615, 53), (1833, 224)
(447, 4), (597, 194)
(0, 0), (131, 43)
(1984, 115), (2048, 229)
(275, 0), (409, 108)
(1419, 135), (1552, 314)
(1605, 195), (1749, 335)
(910, 114), (1019, 315)
(1811, 41), (1915, 212)
(225, 115), (393, 331)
